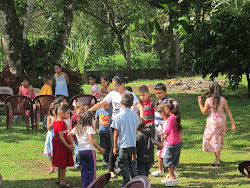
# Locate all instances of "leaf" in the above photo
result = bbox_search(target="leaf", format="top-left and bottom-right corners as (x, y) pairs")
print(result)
(154, 19), (162, 34)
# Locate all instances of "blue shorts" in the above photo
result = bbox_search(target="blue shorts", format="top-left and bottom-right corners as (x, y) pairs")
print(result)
(163, 141), (183, 168)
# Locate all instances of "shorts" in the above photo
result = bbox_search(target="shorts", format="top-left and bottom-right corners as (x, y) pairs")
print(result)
(163, 141), (183, 168)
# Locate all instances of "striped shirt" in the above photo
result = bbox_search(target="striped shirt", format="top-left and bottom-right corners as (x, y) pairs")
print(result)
(140, 98), (155, 126)
(154, 96), (168, 127)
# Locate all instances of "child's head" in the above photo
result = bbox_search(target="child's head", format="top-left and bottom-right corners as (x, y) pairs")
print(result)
(164, 98), (182, 131)
(54, 64), (62, 73)
(156, 103), (168, 120)
(100, 76), (110, 87)
(54, 96), (67, 106)
(112, 75), (128, 93)
(43, 76), (52, 86)
(101, 103), (110, 111)
(139, 85), (150, 102)
(76, 111), (94, 133)
(20, 77), (29, 87)
(125, 86), (133, 92)
(57, 104), (71, 120)
(88, 74), (98, 85)
(75, 101), (86, 114)
(137, 117), (146, 131)
(121, 92), (134, 108)
(154, 83), (167, 100)
(48, 102), (57, 117)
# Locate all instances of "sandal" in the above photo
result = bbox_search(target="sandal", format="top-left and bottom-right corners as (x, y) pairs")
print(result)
(47, 168), (54, 174)
(59, 184), (72, 188)
(212, 163), (220, 167)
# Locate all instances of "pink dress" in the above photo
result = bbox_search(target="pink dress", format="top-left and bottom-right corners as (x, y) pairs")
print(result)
(156, 120), (169, 158)
(203, 97), (227, 152)
(20, 86), (36, 99)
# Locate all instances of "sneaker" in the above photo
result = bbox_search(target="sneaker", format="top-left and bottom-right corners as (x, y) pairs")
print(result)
(47, 168), (54, 174)
(161, 176), (170, 183)
(151, 170), (164, 177)
(165, 178), (179, 186)
(164, 171), (179, 179)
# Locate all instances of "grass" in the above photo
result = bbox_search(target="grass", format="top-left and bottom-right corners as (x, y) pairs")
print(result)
(0, 76), (250, 188)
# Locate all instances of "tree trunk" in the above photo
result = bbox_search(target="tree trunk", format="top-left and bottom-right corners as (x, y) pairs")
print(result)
(0, 0), (23, 75)
(168, 9), (175, 67)
(246, 73), (250, 97)
(125, 35), (131, 70)
(175, 33), (181, 66)
(55, 0), (75, 63)
(23, 0), (35, 41)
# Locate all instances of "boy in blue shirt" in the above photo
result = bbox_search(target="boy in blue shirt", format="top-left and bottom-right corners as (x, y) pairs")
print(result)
(112, 93), (139, 186)
(94, 101), (112, 166)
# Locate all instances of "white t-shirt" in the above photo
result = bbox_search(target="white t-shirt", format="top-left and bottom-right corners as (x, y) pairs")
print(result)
(71, 126), (95, 151)
(104, 90), (140, 120)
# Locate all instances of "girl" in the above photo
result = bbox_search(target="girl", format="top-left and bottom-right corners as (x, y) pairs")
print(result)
(89, 75), (144, 178)
(43, 102), (57, 173)
(54, 64), (69, 97)
(67, 111), (105, 188)
(53, 104), (74, 187)
(198, 81), (235, 167)
(88, 74), (100, 100)
(100, 76), (112, 97)
(54, 96), (70, 130)
(151, 103), (170, 177)
(161, 99), (182, 187)
(18, 77), (36, 99)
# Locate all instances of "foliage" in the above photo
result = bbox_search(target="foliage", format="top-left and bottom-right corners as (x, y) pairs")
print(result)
(184, 2), (250, 94)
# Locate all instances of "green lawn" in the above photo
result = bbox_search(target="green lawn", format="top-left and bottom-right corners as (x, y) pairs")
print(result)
(0, 76), (249, 188)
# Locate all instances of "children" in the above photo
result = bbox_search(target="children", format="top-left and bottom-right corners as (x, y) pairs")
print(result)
(151, 103), (169, 177)
(112, 93), (140, 186)
(198, 81), (235, 167)
(54, 96), (70, 130)
(100, 76), (112, 97)
(52, 104), (74, 187)
(70, 101), (86, 169)
(43, 102), (57, 173)
(94, 99), (112, 166)
(161, 99), (182, 186)
(67, 111), (105, 188)
(39, 76), (53, 95)
(138, 85), (155, 135)
(54, 64), (69, 97)
(88, 74), (100, 100)
(136, 117), (163, 177)
(18, 77), (36, 99)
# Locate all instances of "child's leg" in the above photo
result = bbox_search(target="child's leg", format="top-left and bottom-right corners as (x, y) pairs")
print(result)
(50, 157), (53, 168)
(108, 128), (117, 173)
(158, 156), (163, 170)
(214, 150), (221, 164)
(99, 133), (108, 163)
(168, 166), (176, 179)
(74, 140), (80, 168)
(145, 161), (153, 177)
(57, 168), (60, 182)
(106, 133), (112, 163)
(59, 167), (66, 185)
(118, 148), (132, 186)
(128, 148), (139, 179)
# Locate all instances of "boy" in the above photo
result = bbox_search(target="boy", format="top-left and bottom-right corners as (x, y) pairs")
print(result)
(112, 93), (139, 186)
(136, 117), (163, 177)
(70, 101), (86, 169)
(94, 99), (112, 166)
(138, 85), (155, 136)
(39, 76), (53, 130)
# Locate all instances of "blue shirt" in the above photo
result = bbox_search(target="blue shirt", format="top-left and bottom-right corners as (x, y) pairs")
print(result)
(154, 96), (168, 127)
(111, 108), (140, 148)
(95, 108), (112, 133)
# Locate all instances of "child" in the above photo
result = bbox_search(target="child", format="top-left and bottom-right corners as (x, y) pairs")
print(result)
(94, 99), (112, 166)
(198, 81), (235, 167)
(100, 76), (112, 97)
(88, 74), (100, 100)
(54, 64), (69, 97)
(39, 76), (53, 95)
(52, 104), (74, 187)
(154, 83), (168, 150)
(70, 101), (87, 169)
(151, 103), (169, 177)
(136, 117), (163, 177)
(43, 102), (57, 173)
(138, 85), (155, 135)
(54, 96), (70, 130)
(40, 76), (53, 130)
(160, 99), (182, 186)
(112, 93), (140, 186)
(67, 111), (105, 188)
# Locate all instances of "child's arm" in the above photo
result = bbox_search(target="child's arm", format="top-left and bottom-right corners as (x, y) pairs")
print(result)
(107, 86), (112, 93)
(113, 129), (119, 155)
(54, 74), (57, 86)
(47, 117), (53, 130)
(88, 134), (105, 154)
(59, 131), (74, 151)
(67, 132), (74, 146)
(135, 102), (144, 118)
(89, 99), (108, 112)
(154, 140), (164, 150)
(18, 86), (22, 95)
(28, 85), (33, 99)
(64, 73), (69, 85)
(94, 118), (99, 134)
(198, 96), (209, 115)
(224, 99), (236, 131)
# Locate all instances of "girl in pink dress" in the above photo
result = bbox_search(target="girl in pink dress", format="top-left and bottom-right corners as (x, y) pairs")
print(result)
(198, 81), (236, 167)
(18, 77), (36, 99)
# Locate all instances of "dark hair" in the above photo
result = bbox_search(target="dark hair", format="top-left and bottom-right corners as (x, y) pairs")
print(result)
(57, 104), (70, 116)
(54, 96), (67, 104)
(138, 117), (146, 131)
(43, 76), (52, 83)
(54, 64), (61, 68)
(76, 111), (94, 134)
(48, 102), (58, 116)
(20, 76), (29, 83)
(125, 86), (133, 92)
(202, 81), (222, 111)
(154, 83), (167, 91)
(75, 101), (85, 109)
(156, 103), (167, 116)
(88, 74), (98, 84)
(100, 76), (110, 85)
(139, 85), (149, 93)
(164, 98), (182, 132)
(112, 75), (129, 85)
(121, 93), (134, 107)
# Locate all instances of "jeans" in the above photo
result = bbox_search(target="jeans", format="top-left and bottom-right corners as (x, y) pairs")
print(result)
(108, 128), (117, 172)
(41, 116), (47, 130)
(137, 161), (153, 177)
(118, 147), (139, 186)
(163, 141), (183, 168)
(99, 132), (111, 163)
(74, 140), (80, 168)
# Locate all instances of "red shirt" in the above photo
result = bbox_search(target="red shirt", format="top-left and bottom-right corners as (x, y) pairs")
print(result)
(140, 98), (155, 125)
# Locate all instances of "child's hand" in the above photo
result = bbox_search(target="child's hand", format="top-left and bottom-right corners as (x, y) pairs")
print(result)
(158, 132), (162, 137)
(113, 147), (118, 155)
(232, 123), (236, 131)
(94, 129), (98, 135)
(99, 148), (106, 155)
(198, 96), (202, 103)
(132, 153), (136, 161)
(67, 144), (74, 151)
